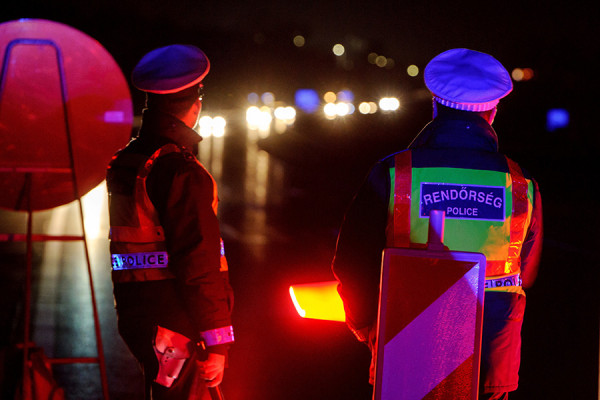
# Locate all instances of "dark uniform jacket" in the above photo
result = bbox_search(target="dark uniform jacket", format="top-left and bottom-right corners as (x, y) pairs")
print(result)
(107, 109), (233, 355)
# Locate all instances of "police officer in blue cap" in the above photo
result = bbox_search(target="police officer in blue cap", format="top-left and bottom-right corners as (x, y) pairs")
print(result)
(332, 48), (543, 399)
(107, 44), (234, 399)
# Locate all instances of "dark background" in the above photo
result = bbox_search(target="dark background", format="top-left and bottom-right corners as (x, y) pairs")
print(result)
(1, 1), (599, 399)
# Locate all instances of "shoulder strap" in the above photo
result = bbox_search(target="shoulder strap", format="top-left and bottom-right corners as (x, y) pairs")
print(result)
(134, 144), (183, 228)
(389, 150), (412, 248)
(504, 156), (529, 274)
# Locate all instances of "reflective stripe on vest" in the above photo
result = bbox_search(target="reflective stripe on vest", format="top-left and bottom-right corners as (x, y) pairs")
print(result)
(504, 157), (528, 276)
(485, 273), (522, 289)
(387, 150), (531, 281)
(111, 251), (169, 270)
(386, 150), (412, 248)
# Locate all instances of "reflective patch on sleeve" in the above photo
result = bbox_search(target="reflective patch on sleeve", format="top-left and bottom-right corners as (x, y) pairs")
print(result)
(111, 251), (169, 270)
(420, 182), (505, 221)
(200, 326), (235, 346)
(485, 273), (522, 288)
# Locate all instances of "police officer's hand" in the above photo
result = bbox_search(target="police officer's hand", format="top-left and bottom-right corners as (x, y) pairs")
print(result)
(197, 353), (225, 387)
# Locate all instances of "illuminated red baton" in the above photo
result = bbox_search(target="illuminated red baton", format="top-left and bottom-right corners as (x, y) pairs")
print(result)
(289, 281), (345, 322)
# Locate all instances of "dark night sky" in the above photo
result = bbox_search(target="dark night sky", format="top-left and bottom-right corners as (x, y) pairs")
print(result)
(3, 1), (596, 96)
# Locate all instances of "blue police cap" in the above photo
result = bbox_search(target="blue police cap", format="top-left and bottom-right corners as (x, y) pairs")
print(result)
(132, 44), (210, 94)
(424, 48), (512, 112)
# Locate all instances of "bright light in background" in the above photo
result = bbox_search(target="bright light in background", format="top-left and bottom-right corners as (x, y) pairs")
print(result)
(367, 52), (395, 69)
(335, 102), (350, 116)
(289, 281), (345, 322)
(322, 90), (356, 119)
(246, 106), (260, 126)
(407, 64), (419, 77)
(274, 106), (296, 123)
(197, 115), (227, 138)
(323, 101), (354, 119)
(45, 181), (108, 240)
(511, 67), (534, 82)
(367, 52), (378, 64)
(375, 55), (387, 68)
(246, 106), (272, 131)
(261, 92), (275, 106)
(294, 89), (320, 113)
(293, 35), (305, 47)
(273, 106), (296, 133)
(323, 91), (336, 103)
(198, 116), (213, 137)
(336, 89), (354, 103)
(247, 92), (260, 104)
(323, 102), (337, 119)
(212, 116), (226, 137)
(332, 43), (345, 56)
(359, 101), (378, 114)
(379, 97), (400, 111)
(81, 182), (107, 239)
(546, 108), (570, 132)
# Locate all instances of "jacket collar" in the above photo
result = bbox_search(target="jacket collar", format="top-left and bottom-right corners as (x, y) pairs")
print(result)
(138, 109), (202, 151)
(408, 112), (499, 152)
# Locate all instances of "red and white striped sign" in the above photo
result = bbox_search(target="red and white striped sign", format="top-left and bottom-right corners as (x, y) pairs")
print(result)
(374, 248), (486, 400)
